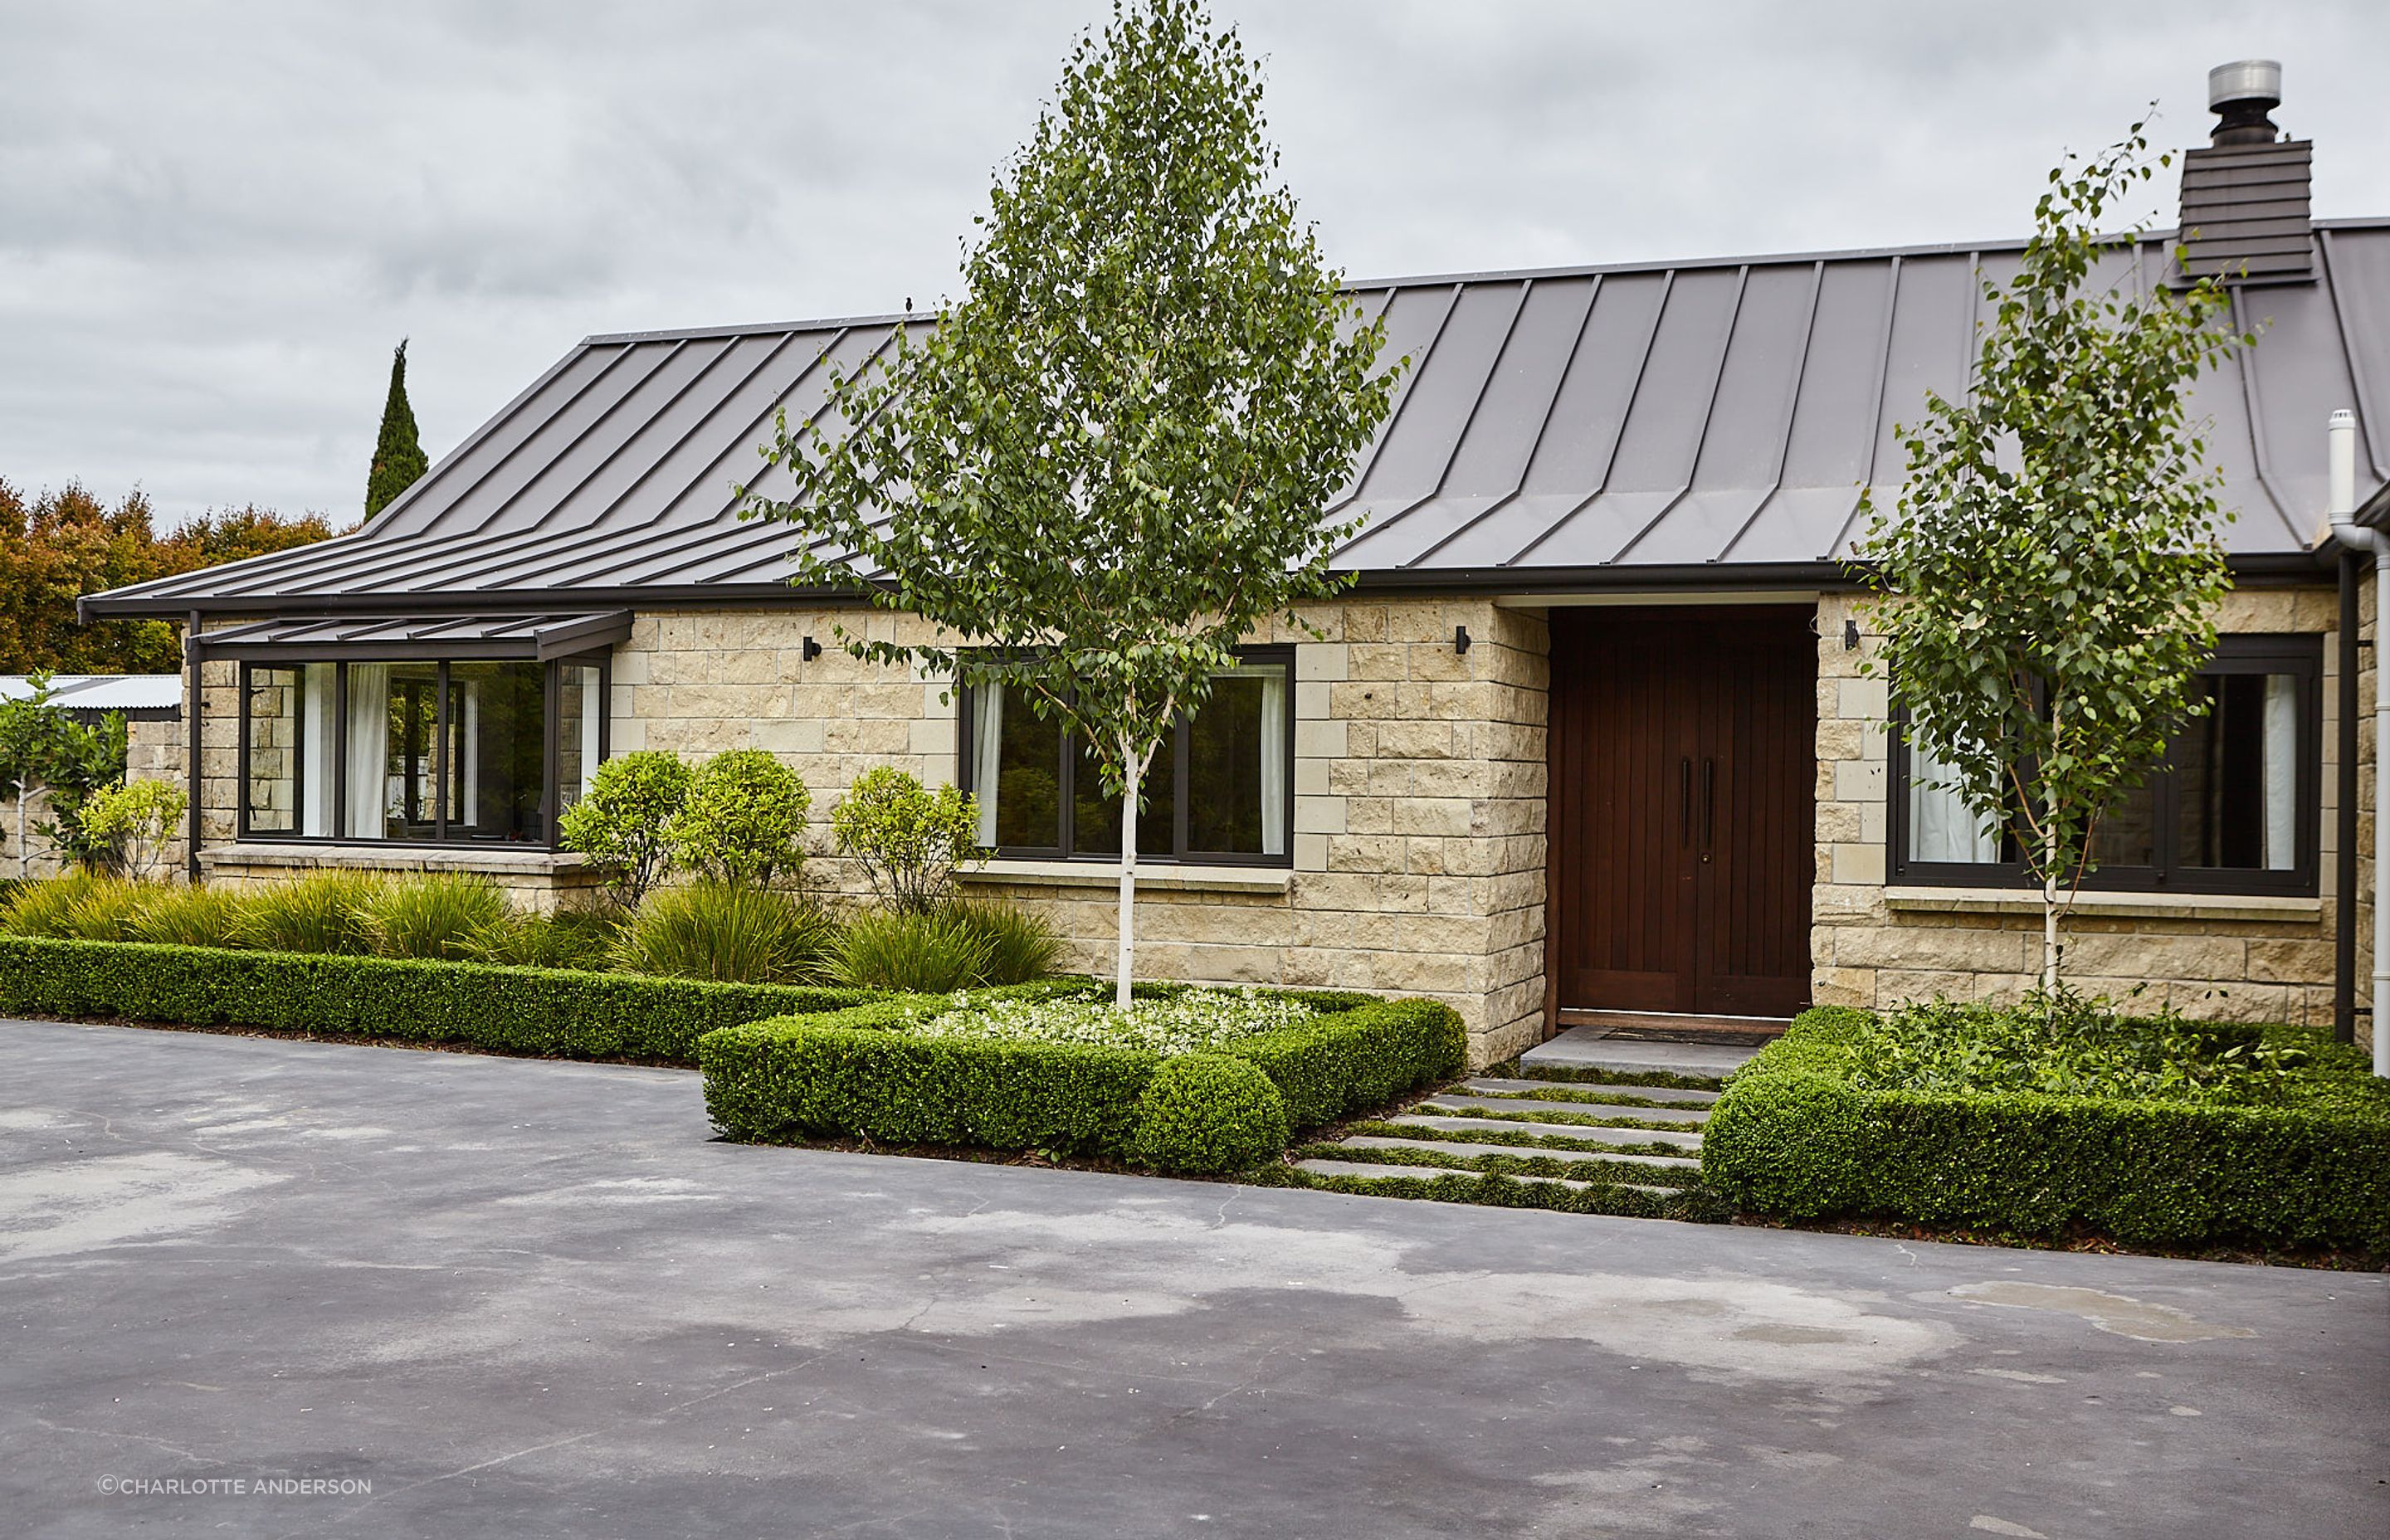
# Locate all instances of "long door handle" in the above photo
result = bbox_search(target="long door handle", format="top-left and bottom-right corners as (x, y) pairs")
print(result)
(1680, 757), (1692, 848)
(1701, 757), (1715, 861)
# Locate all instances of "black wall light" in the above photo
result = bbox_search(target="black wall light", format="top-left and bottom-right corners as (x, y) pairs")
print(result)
(802, 636), (823, 661)
(1842, 618), (1861, 651)
(1454, 625), (1471, 655)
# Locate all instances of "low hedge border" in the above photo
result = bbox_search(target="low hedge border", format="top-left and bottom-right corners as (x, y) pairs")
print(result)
(1251, 1164), (1733, 1223)
(698, 987), (1468, 1172)
(0, 933), (883, 1063)
(1701, 1006), (2390, 1251)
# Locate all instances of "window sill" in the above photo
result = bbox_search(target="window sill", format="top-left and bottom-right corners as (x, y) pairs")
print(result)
(201, 842), (589, 875)
(1884, 885), (2321, 924)
(958, 859), (1293, 895)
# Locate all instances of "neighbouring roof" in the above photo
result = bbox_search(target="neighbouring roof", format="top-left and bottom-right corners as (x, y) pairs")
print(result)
(0, 675), (183, 719)
(84, 221), (2390, 619)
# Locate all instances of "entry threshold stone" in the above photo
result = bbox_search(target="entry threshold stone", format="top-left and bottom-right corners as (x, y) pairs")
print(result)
(1519, 1029), (1761, 1082)
(1337, 1136), (1703, 1174)
(1292, 1159), (1675, 1197)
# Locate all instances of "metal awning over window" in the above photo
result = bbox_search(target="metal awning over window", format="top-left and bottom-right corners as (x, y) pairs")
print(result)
(195, 612), (633, 662)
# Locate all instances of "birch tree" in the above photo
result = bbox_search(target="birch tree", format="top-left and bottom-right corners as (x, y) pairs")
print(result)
(739, 0), (1398, 1005)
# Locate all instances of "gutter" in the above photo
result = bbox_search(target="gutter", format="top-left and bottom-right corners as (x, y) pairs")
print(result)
(2324, 408), (2390, 1076)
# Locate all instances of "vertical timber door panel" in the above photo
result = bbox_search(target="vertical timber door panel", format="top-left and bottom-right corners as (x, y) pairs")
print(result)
(1550, 607), (1815, 1020)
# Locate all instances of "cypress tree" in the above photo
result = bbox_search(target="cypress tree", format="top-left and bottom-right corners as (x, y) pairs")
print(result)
(363, 339), (429, 518)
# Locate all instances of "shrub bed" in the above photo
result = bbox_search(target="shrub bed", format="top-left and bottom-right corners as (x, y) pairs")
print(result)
(0, 934), (876, 1063)
(699, 985), (1467, 1172)
(1702, 1004), (2390, 1250)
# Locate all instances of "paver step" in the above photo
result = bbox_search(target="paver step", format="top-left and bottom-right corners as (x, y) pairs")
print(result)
(1518, 1029), (1759, 1084)
(1293, 1158), (1675, 1197)
(1465, 1076), (1719, 1106)
(1392, 1113), (1705, 1150)
(1421, 1094), (1708, 1126)
(1337, 1134), (1703, 1176)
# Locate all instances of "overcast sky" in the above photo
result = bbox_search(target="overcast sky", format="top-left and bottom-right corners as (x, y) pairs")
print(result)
(2, 0), (2383, 529)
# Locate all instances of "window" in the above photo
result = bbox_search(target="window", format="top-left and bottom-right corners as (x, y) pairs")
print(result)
(960, 649), (1292, 865)
(1887, 634), (2319, 895)
(236, 655), (609, 846)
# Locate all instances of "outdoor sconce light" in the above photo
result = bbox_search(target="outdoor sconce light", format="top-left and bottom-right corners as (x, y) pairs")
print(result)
(1843, 619), (1861, 651)
(1454, 625), (1471, 655)
(802, 636), (823, 661)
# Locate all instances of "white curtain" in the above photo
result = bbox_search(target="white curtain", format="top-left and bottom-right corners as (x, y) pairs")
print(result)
(300, 663), (336, 837)
(2263, 672), (2296, 870)
(459, 680), (481, 831)
(972, 682), (1004, 846)
(1256, 665), (1287, 856)
(579, 667), (602, 799)
(344, 663), (389, 839)
(1908, 731), (1999, 865)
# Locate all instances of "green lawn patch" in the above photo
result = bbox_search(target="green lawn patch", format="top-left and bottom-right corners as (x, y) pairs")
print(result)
(699, 984), (1466, 1173)
(1701, 1001), (2390, 1251)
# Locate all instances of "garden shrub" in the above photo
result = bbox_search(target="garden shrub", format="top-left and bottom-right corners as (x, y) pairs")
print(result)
(669, 750), (810, 887)
(230, 870), (386, 954)
(699, 984), (1459, 1168)
(76, 780), (188, 881)
(557, 751), (691, 905)
(1701, 1004), (2390, 1250)
(610, 881), (837, 984)
(0, 933), (875, 1062)
(355, 874), (510, 960)
(1128, 1054), (1289, 1173)
(829, 767), (984, 912)
(125, 883), (248, 948)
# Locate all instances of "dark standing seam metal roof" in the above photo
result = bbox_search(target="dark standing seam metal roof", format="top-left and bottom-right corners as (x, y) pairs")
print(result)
(81, 222), (2390, 619)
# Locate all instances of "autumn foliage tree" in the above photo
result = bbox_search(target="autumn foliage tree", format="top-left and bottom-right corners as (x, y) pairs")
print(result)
(0, 479), (338, 673)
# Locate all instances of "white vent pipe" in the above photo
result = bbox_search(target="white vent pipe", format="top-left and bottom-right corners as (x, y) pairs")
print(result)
(2324, 408), (2388, 1075)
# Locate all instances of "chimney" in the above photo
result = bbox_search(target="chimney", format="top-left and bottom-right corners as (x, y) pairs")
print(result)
(2174, 59), (2314, 285)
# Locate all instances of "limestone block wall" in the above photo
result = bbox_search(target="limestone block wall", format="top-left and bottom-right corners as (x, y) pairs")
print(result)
(612, 600), (1552, 1065)
(1812, 587), (2352, 1036)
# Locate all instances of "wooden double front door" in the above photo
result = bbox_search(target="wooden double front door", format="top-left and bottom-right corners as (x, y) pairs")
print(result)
(1549, 607), (1817, 1020)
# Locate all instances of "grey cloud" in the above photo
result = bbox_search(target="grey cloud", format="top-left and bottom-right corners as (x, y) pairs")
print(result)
(1, 0), (2382, 526)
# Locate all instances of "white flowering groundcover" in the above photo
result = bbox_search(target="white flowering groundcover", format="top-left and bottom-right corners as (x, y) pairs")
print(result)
(907, 987), (1319, 1057)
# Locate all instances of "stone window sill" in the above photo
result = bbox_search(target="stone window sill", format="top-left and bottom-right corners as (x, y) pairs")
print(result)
(200, 842), (589, 876)
(958, 859), (1292, 894)
(1884, 885), (2321, 924)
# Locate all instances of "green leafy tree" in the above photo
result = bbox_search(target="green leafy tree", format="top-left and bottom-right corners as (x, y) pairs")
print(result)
(556, 750), (691, 905)
(668, 750), (812, 888)
(830, 767), (985, 914)
(1855, 122), (2244, 992)
(740, 0), (1399, 1005)
(364, 339), (430, 519)
(76, 778), (188, 882)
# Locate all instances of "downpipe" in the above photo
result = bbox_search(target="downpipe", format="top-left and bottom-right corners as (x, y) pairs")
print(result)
(2324, 409), (2390, 1077)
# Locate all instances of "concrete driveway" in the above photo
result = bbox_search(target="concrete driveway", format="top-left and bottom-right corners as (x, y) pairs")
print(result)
(2, 1019), (2382, 1540)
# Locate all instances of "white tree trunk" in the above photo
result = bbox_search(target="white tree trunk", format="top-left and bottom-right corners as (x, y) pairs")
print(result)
(1115, 775), (1138, 1010)
(2041, 819), (2061, 994)
(12, 784), (24, 880)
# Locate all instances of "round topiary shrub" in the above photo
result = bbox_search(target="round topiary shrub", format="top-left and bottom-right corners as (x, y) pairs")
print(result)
(1129, 1054), (1290, 1175)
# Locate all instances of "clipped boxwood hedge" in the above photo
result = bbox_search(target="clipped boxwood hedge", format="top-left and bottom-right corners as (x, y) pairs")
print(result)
(0, 933), (877, 1063)
(1702, 1005), (2390, 1250)
(699, 987), (1468, 1172)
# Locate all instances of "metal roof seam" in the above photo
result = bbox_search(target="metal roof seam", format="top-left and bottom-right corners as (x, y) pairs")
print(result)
(1608, 264), (1754, 566)
(2319, 229), (2390, 483)
(2229, 284), (2310, 544)
(1718, 261), (1829, 563)
(1401, 274), (1607, 570)
(1326, 284), (1462, 535)
(1822, 255), (1907, 562)
(404, 339), (651, 542)
(345, 343), (596, 543)
(1505, 267), (1679, 568)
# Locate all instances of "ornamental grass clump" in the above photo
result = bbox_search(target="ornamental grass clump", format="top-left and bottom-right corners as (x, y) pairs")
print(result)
(230, 870), (386, 954)
(355, 874), (512, 961)
(611, 881), (836, 985)
(461, 909), (621, 971)
(124, 883), (248, 948)
(910, 986), (1319, 1057)
(831, 908), (996, 993)
(1, 871), (134, 938)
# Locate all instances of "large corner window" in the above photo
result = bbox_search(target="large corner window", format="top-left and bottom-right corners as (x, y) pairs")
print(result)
(960, 648), (1293, 865)
(238, 655), (607, 846)
(1888, 634), (2319, 895)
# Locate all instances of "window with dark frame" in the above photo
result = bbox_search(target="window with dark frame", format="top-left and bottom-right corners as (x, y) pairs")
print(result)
(1886, 633), (2322, 896)
(236, 655), (609, 847)
(958, 647), (1295, 867)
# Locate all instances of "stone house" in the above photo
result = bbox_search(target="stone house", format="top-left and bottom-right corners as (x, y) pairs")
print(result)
(80, 77), (2390, 1066)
